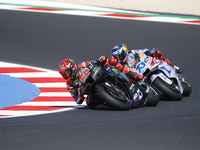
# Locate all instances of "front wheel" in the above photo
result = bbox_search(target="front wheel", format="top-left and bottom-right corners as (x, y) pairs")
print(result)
(152, 77), (182, 101)
(96, 84), (131, 110)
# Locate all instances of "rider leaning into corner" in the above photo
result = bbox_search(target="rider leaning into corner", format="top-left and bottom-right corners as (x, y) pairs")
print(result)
(58, 56), (144, 108)
(103, 44), (193, 98)
(99, 44), (183, 77)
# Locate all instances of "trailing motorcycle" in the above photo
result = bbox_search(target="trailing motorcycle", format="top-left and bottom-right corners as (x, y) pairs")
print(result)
(133, 53), (192, 101)
(79, 63), (159, 110)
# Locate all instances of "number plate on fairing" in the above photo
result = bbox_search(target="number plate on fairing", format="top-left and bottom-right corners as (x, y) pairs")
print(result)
(133, 89), (143, 102)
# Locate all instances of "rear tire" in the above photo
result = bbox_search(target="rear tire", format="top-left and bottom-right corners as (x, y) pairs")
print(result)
(145, 86), (159, 106)
(152, 77), (182, 101)
(182, 82), (192, 96)
(96, 84), (131, 110)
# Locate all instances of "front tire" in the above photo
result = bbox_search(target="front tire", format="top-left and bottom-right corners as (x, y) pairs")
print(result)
(96, 84), (131, 110)
(152, 77), (182, 101)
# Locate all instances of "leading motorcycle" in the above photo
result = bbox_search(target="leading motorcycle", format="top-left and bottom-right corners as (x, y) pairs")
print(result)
(79, 63), (159, 110)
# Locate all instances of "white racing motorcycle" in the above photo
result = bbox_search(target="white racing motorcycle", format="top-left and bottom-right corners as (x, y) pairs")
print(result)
(133, 53), (192, 101)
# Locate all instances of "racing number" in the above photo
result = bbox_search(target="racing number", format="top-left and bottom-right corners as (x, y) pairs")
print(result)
(80, 68), (90, 82)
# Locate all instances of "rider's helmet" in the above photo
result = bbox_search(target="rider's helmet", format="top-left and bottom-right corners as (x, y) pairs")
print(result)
(111, 44), (128, 64)
(58, 59), (77, 80)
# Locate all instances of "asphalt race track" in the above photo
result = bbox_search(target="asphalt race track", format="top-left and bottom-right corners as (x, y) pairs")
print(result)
(0, 9), (200, 150)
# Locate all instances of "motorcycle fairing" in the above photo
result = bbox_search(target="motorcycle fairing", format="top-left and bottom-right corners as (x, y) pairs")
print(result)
(150, 61), (184, 94)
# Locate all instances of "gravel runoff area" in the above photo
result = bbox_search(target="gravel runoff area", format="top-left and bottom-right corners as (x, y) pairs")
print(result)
(35, 0), (200, 16)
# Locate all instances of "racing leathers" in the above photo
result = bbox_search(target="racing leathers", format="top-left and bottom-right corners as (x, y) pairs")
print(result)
(131, 47), (172, 66)
(66, 58), (144, 108)
(98, 56), (144, 81)
(129, 47), (182, 74)
(66, 61), (99, 108)
(100, 48), (175, 81)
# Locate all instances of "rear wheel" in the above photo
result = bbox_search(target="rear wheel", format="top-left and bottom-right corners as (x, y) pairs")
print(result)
(182, 82), (192, 96)
(145, 86), (159, 106)
(152, 77), (182, 101)
(96, 84), (131, 110)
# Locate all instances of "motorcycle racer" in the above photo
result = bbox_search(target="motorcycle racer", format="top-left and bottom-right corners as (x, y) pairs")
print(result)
(59, 58), (100, 108)
(58, 58), (145, 108)
(110, 44), (183, 75)
(98, 56), (144, 81)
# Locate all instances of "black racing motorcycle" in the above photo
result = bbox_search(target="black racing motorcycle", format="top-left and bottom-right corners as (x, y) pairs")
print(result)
(79, 64), (159, 110)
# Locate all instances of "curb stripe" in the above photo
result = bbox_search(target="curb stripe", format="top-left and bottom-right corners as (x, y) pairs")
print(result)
(101, 13), (151, 18)
(2, 106), (69, 111)
(4, 72), (61, 78)
(0, 67), (45, 73)
(0, 109), (72, 117)
(34, 83), (66, 87)
(19, 77), (65, 83)
(0, 61), (86, 118)
(39, 88), (68, 92)
(183, 20), (200, 23)
(31, 97), (73, 102)
(20, 101), (77, 106)
(0, 115), (10, 117)
(21, 7), (69, 11)
(39, 92), (71, 96)
(0, 1), (199, 25)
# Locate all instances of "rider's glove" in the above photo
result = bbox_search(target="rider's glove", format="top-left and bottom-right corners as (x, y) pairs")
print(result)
(107, 58), (132, 74)
(97, 56), (107, 66)
(149, 47), (158, 55)
(107, 58), (118, 66)
(126, 71), (144, 81)
(145, 47), (158, 56)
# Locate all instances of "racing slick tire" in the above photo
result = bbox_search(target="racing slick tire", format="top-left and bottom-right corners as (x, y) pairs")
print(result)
(182, 82), (192, 96)
(145, 86), (159, 106)
(96, 84), (131, 110)
(152, 77), (182, 101)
